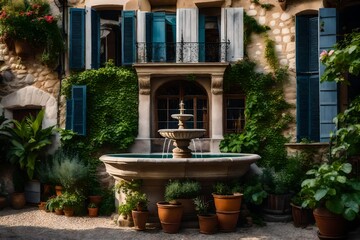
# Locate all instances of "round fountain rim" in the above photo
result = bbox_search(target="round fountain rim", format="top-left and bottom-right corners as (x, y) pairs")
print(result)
(100, 152), (261, 163)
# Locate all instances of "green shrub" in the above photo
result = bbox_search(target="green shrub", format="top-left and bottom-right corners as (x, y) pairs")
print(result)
(164, 179), (201, 201)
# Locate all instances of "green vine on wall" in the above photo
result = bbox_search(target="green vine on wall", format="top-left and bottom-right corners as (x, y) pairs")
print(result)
(62, 61), (138, 152)
(221, 14), (293, 169)
(251, 0), (275, 10)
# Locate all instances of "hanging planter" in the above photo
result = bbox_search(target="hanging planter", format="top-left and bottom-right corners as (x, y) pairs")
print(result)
(14, 40), (32, 57)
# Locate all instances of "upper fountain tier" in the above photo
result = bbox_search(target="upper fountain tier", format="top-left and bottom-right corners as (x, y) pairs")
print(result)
(158, 100), (206, 158)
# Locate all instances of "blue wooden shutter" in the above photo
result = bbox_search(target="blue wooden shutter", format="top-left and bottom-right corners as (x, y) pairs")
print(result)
(91, 9), (100, 69)
(296, 15), (319, 142)
(152, 12), (166, 62)
(69, 8), (85, 70)
(199, 14), (205, 62)
(65, 99), (73, 130)
(72, 85), (87, 136)
(146, 12), (153, 62)
(122, 10), (136, 65)
(319, 8), (338, 142)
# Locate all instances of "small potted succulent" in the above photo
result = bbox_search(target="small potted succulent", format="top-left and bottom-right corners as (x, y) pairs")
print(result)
(193, 196), (217, 234)
(88, 202), (99, 217)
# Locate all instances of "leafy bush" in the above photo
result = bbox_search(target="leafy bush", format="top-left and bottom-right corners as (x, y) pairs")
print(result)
(50, 150), (89, 193)
(301, 161), (360, 221)
(0, 109), (55, 179)
(164, 179), (201, 201)
(62, 62), (138, 151)
(212, 180), (241, 195)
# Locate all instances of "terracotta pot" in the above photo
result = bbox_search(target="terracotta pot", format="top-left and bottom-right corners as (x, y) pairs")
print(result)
(63, 207), (75, 217)
(212, 193), (243, 211)
(198, 214), (218, 234)
(291, 203), (314, 228)
(132, 210), (149, 231)
(313, 208), (346, 237)
(14, 40), (32, 57)
(54, 208), (64, 215)
(38, 201), (46, 211)
(55, 186), (63, 196)
(88, 207), (99, 217)
(88, 195), (102, 206)
(11, 192), (26, 209)
(216, 210), (240, 232)
(157, 201), (183, 233)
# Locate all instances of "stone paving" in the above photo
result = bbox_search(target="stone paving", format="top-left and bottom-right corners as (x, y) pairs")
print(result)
(0, 206), (360, 240)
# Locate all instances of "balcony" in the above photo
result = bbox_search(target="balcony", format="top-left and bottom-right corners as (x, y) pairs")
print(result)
(136, 41), (230, 63)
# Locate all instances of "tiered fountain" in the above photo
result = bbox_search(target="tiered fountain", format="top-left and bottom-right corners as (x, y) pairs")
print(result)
(100, 101), (260, 217)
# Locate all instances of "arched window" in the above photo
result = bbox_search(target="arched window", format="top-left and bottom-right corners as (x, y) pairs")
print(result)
(155, 80), (208, 137)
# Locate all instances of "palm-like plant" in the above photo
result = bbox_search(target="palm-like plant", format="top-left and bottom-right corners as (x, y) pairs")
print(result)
(0, 109), (55, 179)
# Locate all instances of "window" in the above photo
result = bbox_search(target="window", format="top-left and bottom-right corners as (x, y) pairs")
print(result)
(224, 96), (245, 134)
(66, 85), (87, 136)
(146, 12), (176, 62)
(296, 14), (319, 142)
(155, 81), (208, 137)
(69, 8), (133, 69)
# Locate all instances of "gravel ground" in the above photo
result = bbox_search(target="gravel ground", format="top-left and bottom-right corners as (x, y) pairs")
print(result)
(0, 206), (323, 240)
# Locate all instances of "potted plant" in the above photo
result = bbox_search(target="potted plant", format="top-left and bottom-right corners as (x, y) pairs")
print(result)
(116, 179), (143, 222)
(290, 192), (314, 228)
(193, 196), (217, 234)
(10, 167), (26, 209)
(60, 191), (85, 217)
(261, 157), (303, 215)
(50, 150), (89, 195)
(0, 0), (64, 65)
(46, 195), (63, 215)
(300, 161), (360, 238)
(130, 191), (149, 231)
(88, 202), (99, 217)
(1, 110), (55, 180)
(212, 181), (243, 232)
(164, 179), (201, 220)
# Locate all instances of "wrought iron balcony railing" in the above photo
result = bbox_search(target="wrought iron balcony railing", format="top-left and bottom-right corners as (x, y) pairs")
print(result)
(136, 41), (230, 63)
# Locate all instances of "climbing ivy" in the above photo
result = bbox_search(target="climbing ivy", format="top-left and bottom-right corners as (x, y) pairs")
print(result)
(62, 61), (138, 152)
(221, 13), (292, 169)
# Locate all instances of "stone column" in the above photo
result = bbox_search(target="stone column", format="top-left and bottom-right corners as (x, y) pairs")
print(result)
(130, 74), (151, 152)
(210, 73), (224, 152)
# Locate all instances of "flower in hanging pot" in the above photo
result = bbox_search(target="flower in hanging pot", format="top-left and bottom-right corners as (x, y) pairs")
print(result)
(0, 0), (64, 65)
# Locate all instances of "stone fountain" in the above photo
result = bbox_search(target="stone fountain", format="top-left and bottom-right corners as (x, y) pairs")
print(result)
(100, 101), (261, 221)
(158, 101), (206, 158)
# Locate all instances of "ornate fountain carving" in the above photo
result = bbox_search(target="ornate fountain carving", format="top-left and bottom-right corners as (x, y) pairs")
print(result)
(158, 100), (206, 158)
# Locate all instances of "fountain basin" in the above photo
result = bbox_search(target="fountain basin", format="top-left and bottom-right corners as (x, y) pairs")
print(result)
(100, 153), (260, 180)
(158, 129), (206, 140)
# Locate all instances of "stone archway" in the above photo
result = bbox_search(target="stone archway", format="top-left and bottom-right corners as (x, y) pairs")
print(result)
(0, 86), (57, 128)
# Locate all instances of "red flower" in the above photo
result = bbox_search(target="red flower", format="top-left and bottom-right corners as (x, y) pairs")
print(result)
(44, 15), (54, 23)
(26, 11), (34, 16)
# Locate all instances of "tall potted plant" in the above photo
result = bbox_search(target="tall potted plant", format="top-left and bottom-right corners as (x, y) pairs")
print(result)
(1, 109), (55, 180)
(212, 181), (243, 232)
(300, 161), (360, 238)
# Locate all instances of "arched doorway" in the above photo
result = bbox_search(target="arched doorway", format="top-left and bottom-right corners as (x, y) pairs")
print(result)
(154, 80), (209, 137)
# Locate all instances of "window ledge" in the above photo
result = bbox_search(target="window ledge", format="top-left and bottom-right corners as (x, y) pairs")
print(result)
(193, 0), (225, 8)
